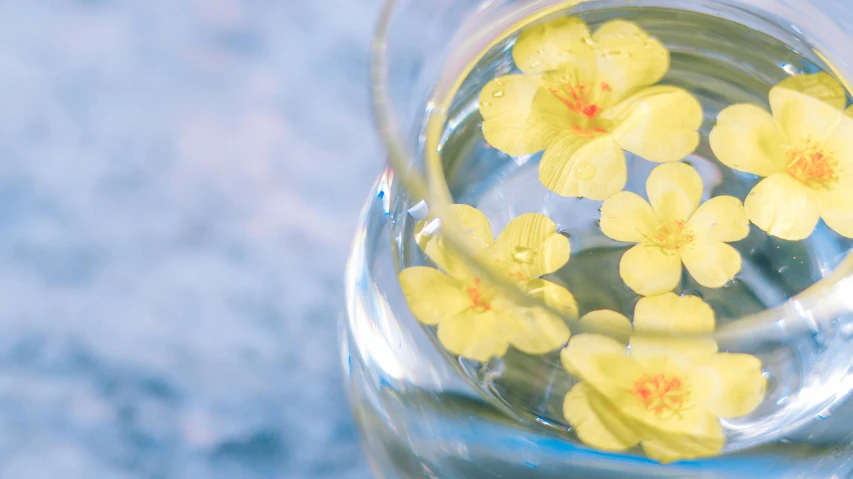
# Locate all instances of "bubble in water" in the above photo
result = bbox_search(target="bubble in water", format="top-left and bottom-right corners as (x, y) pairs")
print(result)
(492, 89), (505, 98)
(575, 162), (597, 180)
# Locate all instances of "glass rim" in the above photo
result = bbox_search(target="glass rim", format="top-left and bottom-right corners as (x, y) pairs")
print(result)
(369, 0), (853, 342)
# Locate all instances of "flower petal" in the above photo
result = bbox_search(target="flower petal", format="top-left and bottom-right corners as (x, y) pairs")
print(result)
(693, 353), (767, 418)
(480, 75), (570, 156)
(619, 244), (682, 296)
(610, 86), (703, 164)
(437, 310), (510, 361)
(646, 162), (704, 224)
(640, 414), (725, 464)
(563, 382), (639, 451)
(416, 204), (495, 278)
(818, 114), (853, 238)
(493, 213), (570, 278)
(680, 240), (743, 289)
(686, 195), (750, 243)
(709, 104), (787, 177)
(744, 173), (821, 240)
(592, 20), (669, 103)
(525, 278), (580, 319)
(560, 334), (630, 378)
(399, 267), (470, 325)
(539, 135), (627, 200)
(633, 292), (715, 334)
(629, 337), (718, 368)
(847, 105), (853, 119)
(821, 185), (853, 239)
(579, 310), (633, 337)
(770, 85), (844, 143)
(776, 72), (847, 111)
(504, 279), (575, 354)
(513, 17), (595, 76)
(600, 192), (660, 243)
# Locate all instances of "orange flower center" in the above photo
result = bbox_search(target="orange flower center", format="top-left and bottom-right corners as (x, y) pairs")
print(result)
(631, 373), (689, 417)
(467, 278), (492, 313)
(549, 81), (612, 138)
(785, 137), (838, 190)
(651, 220), (695, 251)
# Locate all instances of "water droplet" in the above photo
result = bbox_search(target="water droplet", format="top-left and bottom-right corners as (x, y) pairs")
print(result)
(582, 37), (595, 45)
(536, 49), (544, 54)
(530, 60), (543, 69)
(512, 246), (536, 264)
(495, 79), (504, 87)
(482, 101), (492, 107)
(492, 89), (505, 98)
(575, 162), (597, 180)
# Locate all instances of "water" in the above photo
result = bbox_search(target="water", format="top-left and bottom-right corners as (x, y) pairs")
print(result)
(346, 5), (853, 478)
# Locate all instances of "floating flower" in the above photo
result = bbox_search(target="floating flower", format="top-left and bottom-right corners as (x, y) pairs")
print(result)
(562, 294), (766, 463)
(399, 205), (578, 361)
(600, 163), (749, 296)
(710, 72), (853, 240)
(479, 17), (703, 200)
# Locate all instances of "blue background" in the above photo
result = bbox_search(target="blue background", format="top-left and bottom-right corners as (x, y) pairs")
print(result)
(0, 1), (379, 477)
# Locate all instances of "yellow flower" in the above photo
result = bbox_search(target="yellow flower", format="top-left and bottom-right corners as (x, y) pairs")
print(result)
(710, 72), (853, 240)
(399, 205), (578, 361)
(600, 163), (749, 296)
(562, 294), (766, 463)
(479, 17), (703, 200)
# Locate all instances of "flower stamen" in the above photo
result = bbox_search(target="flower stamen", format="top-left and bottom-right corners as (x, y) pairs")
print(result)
(467, 278), (492, 313)
(650, 220), (695, 251)
(631, 373), (689, 417)
(785, 137), (839, 190)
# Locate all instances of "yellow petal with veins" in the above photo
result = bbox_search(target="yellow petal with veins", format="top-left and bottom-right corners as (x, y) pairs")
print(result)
(437, 310), (510, 362)
(579, 310), (633, 338)
(610, 86), (703, 164)
(592, 20), (669, 103)
(512, 17), (595, 76)
(480, 75), (571, 156)
(563, 382), (639, 451)
(693, 353), (767, 418)
(647, 163), (704, 225)
(619, 244), (682, 296)
(776, 72), (847, 110)
(770, 86), (844, 143)
(493, 213), (570, 279)
(600, 192), (661, 243)
(416, 204), (494, 279)
(686, 195), (750, 243)
(539, 135), (627, 200)
(399, 267), (471, 325)
(847, 105), (853, 119)
(681, 240), (743, 289)
(709, 104), (787, 177)
(633, 292), (715, 334)
(744, 173), (821, 240)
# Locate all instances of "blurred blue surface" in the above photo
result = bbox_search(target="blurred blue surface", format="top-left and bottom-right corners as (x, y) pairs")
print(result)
(0, 1), (381, 477)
